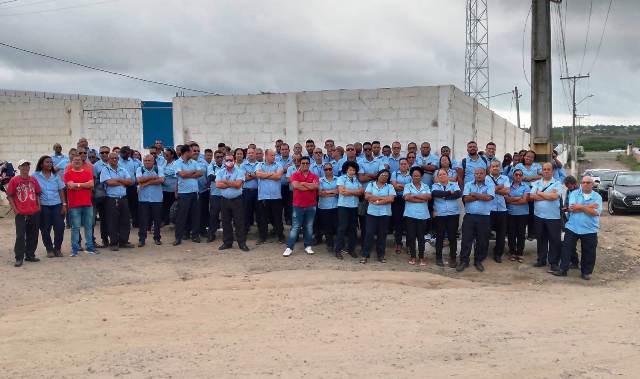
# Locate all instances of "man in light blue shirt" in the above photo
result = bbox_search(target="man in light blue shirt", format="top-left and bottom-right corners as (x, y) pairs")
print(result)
(487, 161), (511, 263)
(416, 142), (439, 186)
(173, 145), (204, 245)
(460, 141), (489, 189)
(530, 162), (564, 271)
(100, 153), (134, 251)
(241, 148), (260, 236)
(387, 141), (404, 173)
(118, 146), (140, 227)
(553, 175), (602, 280)
(51, 143), (67, 172)
(256, 149), (285, 243)
(206, 151), (225, 242)
(276, 143), (293, 225)
(136, 155), (164, 247)
(458, 167), (495, 273)
(216, 153), (249, 252)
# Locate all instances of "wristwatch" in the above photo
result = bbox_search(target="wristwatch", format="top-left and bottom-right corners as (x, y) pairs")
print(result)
(62, 203), (67, 206)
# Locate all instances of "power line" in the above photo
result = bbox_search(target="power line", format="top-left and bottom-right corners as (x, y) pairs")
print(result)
(0, 41), (219, 95)
(521, 3), (532, 87)
(589, 0), (614, 73)
(579, 0), (593, 74)
(0, 0), (118, 16)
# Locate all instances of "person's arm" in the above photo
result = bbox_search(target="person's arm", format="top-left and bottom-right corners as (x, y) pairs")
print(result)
(226, 179), (243, 189)
(58, 188), (67, 215)
(445, 190), (463, 200)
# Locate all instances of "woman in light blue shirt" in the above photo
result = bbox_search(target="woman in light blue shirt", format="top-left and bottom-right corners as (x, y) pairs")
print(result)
(390, 158), (411, 253)
(505, 168), (529, 262)
(317, 163), (339, 256)
(514, 150), (541, 239)
(161, 148), (178, 225)
(34, 155), (66, 258)
(335, 161), (363, 259)
(403, 166), (432, 265)
(439, 155), (458, 182)
(361, 169), (395, 264)
(431, 168), (462, 267)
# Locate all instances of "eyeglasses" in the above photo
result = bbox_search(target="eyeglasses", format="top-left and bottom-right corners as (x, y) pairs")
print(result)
(323, 168), (332, 171)
(314, 151), (322, 154)
(99, 151), (109, 155)
(514, 173), (523, 176)
(224, 159), (233, 162)
(79, 152), (87, 155)
(346, 148), (355, 151)
(364, 148), (372, 151)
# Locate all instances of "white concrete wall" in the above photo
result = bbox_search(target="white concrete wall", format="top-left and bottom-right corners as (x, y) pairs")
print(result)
(0, 89), (141, 165)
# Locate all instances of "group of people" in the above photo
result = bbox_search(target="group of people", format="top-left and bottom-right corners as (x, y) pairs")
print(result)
(5, 137), (601, 279)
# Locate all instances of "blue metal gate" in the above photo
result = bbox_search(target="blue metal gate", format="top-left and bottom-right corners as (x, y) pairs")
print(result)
(142, 101), (173, 148)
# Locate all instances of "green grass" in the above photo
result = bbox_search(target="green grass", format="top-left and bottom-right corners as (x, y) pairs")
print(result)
(617, 154), (640, 171)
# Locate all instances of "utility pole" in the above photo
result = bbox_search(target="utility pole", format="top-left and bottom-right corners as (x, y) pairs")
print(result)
(560, 74), (590, 176)
(514, 86), (521, 129)
(530, 0), (559, 162)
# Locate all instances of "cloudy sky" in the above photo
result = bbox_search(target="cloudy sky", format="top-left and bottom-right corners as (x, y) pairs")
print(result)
(0, 0), (636, 127)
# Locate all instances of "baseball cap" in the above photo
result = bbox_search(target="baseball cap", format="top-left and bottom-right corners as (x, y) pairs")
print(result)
(17, 159), (30, 168)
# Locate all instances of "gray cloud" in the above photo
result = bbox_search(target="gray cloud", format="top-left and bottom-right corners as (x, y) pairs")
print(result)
(0, 0), (636, 126)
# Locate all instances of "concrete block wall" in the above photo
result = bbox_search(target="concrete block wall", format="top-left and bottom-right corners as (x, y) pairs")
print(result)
(0, 89), (141, 165)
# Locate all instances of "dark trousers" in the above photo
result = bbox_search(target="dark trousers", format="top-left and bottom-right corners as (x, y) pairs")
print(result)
(560, 230), (597, 274)
(527, 202), (536, 238)
(281, 185), (292, 224)
(96, 200), (109, 244)
(221, 196), (246, 246)
(257, 199), (284, 240)
(507, 214), (528, 256)
(391, 196), (405, 245)
(14, 213), (40, 261)
(175, 192), (199, 241)
(209, 195), (222, 235)
(243, 188), (258, 234)
(459, 214), (491, 264)
(535, 217), (561, 265)
(335, 206), (358, 253)
(138, 202), (162, 242)
(126, 185), (138, 227)
(435, 214), (459, 260)
(162, 191), (175, 225)
(363, 215), (389, 258)
(317, 208), (337, 246)
(105, 197), (131, 246)
(405, 216), (427, 259)
(199, 191), (210, 235)
(39, 204), (64, 251)
(490, 211), (508, 258)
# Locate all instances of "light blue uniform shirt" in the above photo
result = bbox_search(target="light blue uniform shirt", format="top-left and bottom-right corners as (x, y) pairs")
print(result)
(257, 162), (283, 200)
(337, 175), (362, 208)
(463, 181), (495, 216)
(329, 157), (345, 177)
(33, 171), (64, 206)
(54, 156), (70, 171)
(240, 160), (259, 190)
(118, 157), (139, 185)
(507, 183), (529, 215)
(487, 174), (510, 212)
(402, 182), (431, 219)
(318, 177), (338, 209)
(51, 154), (67, 168)
(432, 182), (461, 217)
(174, 159), (200, 194)
(358, 157), (384, 186)
(310, 161), (325, 178)
(390, 170), (412, 195)
(207, 163), (224, 196)
(530, 178), (564, 219)
(515, 162), (541, 189)
(462, 155), (490, 186)
(216, 166), (245, 199)
(416, 153), (439, 186)
(566, 189), (602, 235)
(365, 182), (394, 216)
(100, 165), (130, 198)
(162, 160), (178, 192)
(286, 165), (299, 191)
(276, 155), (293, 185)
(387, 155), (403, 173)
(93, 159), (108, 179)
(375, 155), (389, 168)
(196, 159), (209, 193)
(136, 166), (163, 203)
(155, 155), (166, 168)
(553, 166), (566, 182)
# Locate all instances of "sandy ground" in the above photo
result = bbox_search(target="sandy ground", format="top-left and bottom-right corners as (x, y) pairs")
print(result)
(1, 174), (640, 377)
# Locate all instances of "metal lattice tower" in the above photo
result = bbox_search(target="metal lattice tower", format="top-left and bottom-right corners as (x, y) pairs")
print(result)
(464, 0), (490, 107)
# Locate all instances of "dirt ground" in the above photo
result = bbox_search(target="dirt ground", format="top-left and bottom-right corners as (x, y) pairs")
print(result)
(1, 185), (640, 377)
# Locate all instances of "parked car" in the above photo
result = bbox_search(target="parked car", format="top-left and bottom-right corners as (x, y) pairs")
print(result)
(608, 172), (640, 215)
(596, 170), (626, 199)
(582, 169), (608, 187)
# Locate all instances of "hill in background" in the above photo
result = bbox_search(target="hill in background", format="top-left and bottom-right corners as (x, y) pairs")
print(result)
(549, 125), (640, 151)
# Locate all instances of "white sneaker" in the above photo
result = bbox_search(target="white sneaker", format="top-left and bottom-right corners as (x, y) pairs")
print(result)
(424, 233), (432, 241)
(304, 246), (315, 255)
(283, 248), (293, 257)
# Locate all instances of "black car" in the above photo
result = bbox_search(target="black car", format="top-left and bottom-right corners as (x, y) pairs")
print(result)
(608, 172), (640, 215)
(596, 170), (626, 200)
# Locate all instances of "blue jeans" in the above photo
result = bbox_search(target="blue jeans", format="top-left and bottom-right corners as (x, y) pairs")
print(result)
(287, 206), (316, 248)
(70, 206), (95, 253)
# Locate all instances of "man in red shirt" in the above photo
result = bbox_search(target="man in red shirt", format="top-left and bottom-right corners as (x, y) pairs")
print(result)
(283, 156), (319, 257)
(6, 159), (41, 267)
(64, 155), (96, 256)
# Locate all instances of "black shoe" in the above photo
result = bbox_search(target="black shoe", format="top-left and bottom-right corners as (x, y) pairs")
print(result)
(448, 259), (457, 268)
(191, 237), (201, 243)
(256, 239), (267, 245)
(110, 245), (120, 251)
(94, 242), (106, 249)
(533, 261), (546, 268)
(474, 262), (485, 272)
(172, 240), (182, 246)
(569, 262), (580, 270)
(239, 244), (250, 252)
(218, 243), (233, 250)
(456, 262), (468, 272)
(494, 255), (502, 263)
(14, 259), (23, 267)
(24, 257), (40, 262)
(138, 241), (145, 248)
(335, 251), (344, 260)
(551, 270), (567, 277)
(154, 240), (162, 245)
(120, 242), (135, 249)
(347, 250), (358, 258)
(547, 264), (559, 273)
(436, 258), (444, 267)
(54, 249), (63, 258)
(581, 273), (591, 281)
(206, 234), (216, 243)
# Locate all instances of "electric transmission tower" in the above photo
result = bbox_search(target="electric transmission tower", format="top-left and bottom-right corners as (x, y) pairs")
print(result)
(464, 0), (490, 107)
